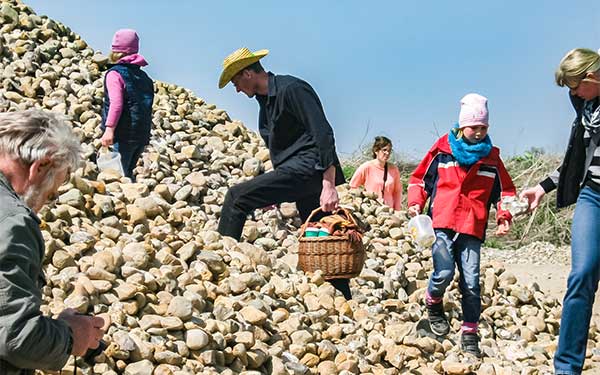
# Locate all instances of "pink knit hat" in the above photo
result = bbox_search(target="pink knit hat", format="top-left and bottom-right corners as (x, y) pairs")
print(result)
(458, 93), (489, 128)
(111, 29), (139, 54)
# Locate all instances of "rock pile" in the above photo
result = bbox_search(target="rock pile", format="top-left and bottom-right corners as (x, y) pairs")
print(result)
(1, 1), (599, 374)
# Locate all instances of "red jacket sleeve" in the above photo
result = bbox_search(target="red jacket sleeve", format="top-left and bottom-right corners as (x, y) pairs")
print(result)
(408, 140), (441, 209)
(494, 157), (517, 224)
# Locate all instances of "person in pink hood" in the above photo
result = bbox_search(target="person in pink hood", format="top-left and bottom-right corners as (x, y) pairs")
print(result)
(100, 29), (154, 180)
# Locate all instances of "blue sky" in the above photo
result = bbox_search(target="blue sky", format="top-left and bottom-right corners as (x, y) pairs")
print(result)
(27, 1), (600, 159)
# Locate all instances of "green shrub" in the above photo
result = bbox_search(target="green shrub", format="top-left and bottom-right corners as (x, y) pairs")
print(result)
(342, 165), (357, 181)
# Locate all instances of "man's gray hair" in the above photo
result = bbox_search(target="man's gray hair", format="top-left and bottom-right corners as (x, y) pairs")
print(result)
(0, 109), (82, 172)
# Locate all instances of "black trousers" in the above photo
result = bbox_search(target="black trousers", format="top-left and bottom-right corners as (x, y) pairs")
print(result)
(217, 169), (352, 299)
(218, 168), (323, 239)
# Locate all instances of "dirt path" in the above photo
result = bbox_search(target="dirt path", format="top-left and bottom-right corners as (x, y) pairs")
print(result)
(505, 263), (600, 316)
(504, 263), (600, 373)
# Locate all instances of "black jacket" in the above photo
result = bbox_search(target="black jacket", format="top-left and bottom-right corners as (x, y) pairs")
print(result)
(540, 94), (587, 208)
(256, 73), (345, 185)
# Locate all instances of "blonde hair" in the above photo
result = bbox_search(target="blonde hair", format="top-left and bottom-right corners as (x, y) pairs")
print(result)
(555, 48), (600, 88)
(109, 51), (127, 63)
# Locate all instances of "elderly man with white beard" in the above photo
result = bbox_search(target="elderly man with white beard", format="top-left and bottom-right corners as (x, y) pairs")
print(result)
(0, 110), (105, 374)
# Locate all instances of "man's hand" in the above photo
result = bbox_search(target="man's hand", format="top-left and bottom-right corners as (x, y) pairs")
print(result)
(519, 185), (546, 212)
(495, 219), (510, 236)
(58, 308), (105, 356)
(408, 204), (421, 217)
(320, 184), (339, 212)
(101, 127), (115, 147)
(321, 165), (339, 212)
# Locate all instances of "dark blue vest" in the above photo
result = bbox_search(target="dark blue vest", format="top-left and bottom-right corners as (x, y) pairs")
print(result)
(101, 64), (154, 144)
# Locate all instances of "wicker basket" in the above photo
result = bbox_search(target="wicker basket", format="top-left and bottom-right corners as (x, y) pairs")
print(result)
(297, 207), (366, 279)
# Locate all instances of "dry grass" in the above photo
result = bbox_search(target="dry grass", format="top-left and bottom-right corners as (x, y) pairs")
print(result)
(492, 150), (572, 249)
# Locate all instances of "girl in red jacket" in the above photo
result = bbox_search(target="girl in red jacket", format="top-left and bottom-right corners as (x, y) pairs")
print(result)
(407, 93), (516, 357)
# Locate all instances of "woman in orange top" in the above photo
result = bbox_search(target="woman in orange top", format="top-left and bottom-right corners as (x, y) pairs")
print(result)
(350, 136), (403, 210)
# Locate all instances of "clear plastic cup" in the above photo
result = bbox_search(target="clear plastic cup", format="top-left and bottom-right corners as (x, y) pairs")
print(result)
(408, 214), (435, 248)
(97, 148), (124, 176)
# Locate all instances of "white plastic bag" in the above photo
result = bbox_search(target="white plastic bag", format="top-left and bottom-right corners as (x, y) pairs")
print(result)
(97, 148), (124, 176)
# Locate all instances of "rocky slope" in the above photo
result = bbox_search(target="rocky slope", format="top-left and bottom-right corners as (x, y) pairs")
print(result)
(1, 1), (598, 374)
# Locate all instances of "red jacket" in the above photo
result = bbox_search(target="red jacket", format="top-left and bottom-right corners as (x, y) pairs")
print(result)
(408, 134), (516, 241)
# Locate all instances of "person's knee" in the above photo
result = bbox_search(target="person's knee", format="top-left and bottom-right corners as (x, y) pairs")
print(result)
(432, 235), (453, 262)
(434, 268), (455, 287)
(569, 263), (600, 290)
(222, 187), (240, 213)
(224, 184), (253, 213)
(460, 275), (481, 297)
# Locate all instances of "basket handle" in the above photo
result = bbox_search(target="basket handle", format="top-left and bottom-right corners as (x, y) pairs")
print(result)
(300, 206), (359, 236)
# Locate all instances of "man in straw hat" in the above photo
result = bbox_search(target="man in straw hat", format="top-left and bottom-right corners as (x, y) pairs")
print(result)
(218, 47), (350, 298)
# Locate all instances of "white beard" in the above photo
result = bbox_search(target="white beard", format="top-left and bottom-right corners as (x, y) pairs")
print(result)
(20, 184), (43, 212)
(18, 169), (58, 212)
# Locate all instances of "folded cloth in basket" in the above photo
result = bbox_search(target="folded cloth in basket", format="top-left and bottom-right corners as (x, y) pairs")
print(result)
(318, 214), (363, 246)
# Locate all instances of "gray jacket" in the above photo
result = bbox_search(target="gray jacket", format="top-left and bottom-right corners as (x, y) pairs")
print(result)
(0, 172), (71, 374)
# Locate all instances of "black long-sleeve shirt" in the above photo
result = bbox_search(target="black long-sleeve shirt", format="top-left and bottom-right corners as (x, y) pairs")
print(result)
(256, 73), (344, 184)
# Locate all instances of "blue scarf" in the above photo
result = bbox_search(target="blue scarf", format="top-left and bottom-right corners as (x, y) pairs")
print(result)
(448, 124), (492, 167)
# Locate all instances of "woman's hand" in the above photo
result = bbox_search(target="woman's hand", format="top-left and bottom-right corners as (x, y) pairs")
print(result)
(408, 204), (421, 217)
(495, 219), (510, 236)
(519, 185), (546, 212)
(101, 127), (115, 147)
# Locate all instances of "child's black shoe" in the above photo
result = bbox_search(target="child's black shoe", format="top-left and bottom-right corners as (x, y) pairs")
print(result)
(461, 332), (482, 358)
(426, 302), (450, 336)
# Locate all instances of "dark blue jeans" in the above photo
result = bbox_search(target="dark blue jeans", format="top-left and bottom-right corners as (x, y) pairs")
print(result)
(427, 229), (482, 324)
(555, 186), (600, 375)
(113, 142), (145, 181)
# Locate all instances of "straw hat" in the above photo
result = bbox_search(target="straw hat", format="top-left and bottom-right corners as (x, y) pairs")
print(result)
(218, 47), (269, 88)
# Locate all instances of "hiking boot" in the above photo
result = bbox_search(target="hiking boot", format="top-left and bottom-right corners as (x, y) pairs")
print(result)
(426, 302), (450, 336)
(461, 332), (482, 357)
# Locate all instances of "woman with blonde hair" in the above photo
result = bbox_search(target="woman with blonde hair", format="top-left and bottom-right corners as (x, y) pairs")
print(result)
(521, 48), (600, 374)
(350, 136), (403, 210)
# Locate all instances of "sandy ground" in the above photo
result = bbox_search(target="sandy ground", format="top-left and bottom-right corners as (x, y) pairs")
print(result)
(504, 263), (600, 374)
(505, 263), (600, 316)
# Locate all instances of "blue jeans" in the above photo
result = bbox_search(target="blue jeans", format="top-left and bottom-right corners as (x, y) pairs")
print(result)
(113, 142), (145, 181)
(427, 229), (482, 324)
(555, 186), (600, 375)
